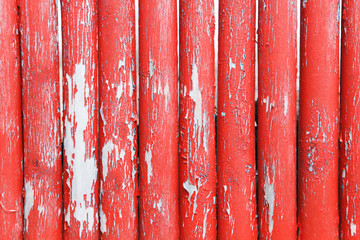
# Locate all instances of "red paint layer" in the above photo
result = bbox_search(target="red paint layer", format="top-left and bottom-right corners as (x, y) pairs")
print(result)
(138, 0), (179, 238)
(62, 0), (99, 238)
(98, 0), (138, 238)
(20, 0), (62, 238)
(0, 0), (23, 238)
(217, 0), (257, 239)
(179, 0), (217, 239)
(257, 1), (298, 239)
(298, 1), (340, 239)
(340, 1), (360, 239)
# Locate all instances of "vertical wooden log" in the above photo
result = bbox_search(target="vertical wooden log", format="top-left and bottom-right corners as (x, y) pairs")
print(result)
(257, 0), (298, 239)
(98, 0), (137, 238)
(62, 0), (99, 238)
(298, 0), (340, 239)
(138, 0), (179, 238)
(19, 0), (62, 238)
(179, 0), (216, 238)
(340, 1), (360, 238)
(217, 0), (257, 239)
(0, 0), (23, 238)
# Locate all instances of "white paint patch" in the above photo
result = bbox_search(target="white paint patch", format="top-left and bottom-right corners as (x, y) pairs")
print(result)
(126, 120), (137, 186)
(284, 95), (288, 116)
(128, 72), (134, 97)
(100, 204), (107, 233)
(120, 149), (126, 161)
(149, 54), (155, 78)
(229, 58), (236, 70)
(203, 205), (210, 239)
(99, 105), (107, 126)
(156, 199), (162, 212)
(101, 140), (114, 180)
(38, 197), (45, 217)
(351, 222), (357, 236)
(183, 179), (200, 220)
(24, 180), (35, 231)
(64, 63), (98, 236)
(189, 62), (203, 128)
(65, 205), (70, 225)
(164, 82), (170, 108)
(302, 0), (307, 8)
(116, 81), (124, 99)
(145, 145), (153, 184)
(203, 112), (209, 153)
(263, 96), (270, 112)
(118, 57), (125, 71)
(264, 175), (275, 235)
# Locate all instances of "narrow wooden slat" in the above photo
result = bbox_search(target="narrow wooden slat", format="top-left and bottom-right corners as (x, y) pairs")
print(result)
(217, 0), (257, 238)
(20, 0), (62, 238)
(0, 0), (23, 238)
(61, 0), (99, 238)
(179, 0), (217, 238)
(257, 0), (298, 239)
(340, 0), (360, 238)
(298, 0), (340, 238)
(98, 0), (138, 238)
(138, 0), (179, 238)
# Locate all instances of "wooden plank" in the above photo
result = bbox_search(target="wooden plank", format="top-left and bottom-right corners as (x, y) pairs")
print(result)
(20, 0), (62, 238)
(298, 0), (340, 238)
(340, 0), (360, 238)
(217, 0), (257, 238)
(257, 0), (298, 239)
(62, 0), (99, 238)
(138, 0), (179, 238)
(179, 0), (217, 238)
(0, 0), (23, 238)
(98, 0), (138, 238)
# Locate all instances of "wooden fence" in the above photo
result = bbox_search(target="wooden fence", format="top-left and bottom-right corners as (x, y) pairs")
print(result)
(0, 0), (357, 239)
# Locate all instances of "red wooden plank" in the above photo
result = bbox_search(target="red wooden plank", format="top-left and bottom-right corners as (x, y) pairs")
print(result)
(179, 0), (217, 238)
(19, 0), (62, 238)
(217, 0), (257, 238)
(98, 0), (138, 238)
(138, 0), (179, 238)
(298, 0), (340, 238)
(0, 0), (23, 238)
(257, 1), (298, 239)
(340, 1), (360, 238)
(62, 0), (99, 238)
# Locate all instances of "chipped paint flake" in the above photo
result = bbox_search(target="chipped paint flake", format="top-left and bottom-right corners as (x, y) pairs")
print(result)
(100, 204), (107, 233)
(64, 63), (98, 236)
(203, 205), (210, 239)
(351, 222), (357, 236)
(183, 179), (200, 220)
(189, 62), (202, 127)
(145, 145), (153, 183)
(264, 175), (275, 234)
(229, 58), (236, 70)
(101, 140), (114, 180)
(24, 180), (35, 231)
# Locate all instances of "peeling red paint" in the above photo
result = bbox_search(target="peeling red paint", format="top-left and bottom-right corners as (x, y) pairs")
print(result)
(340, 1), (360, 239)
(179, 0), (216, 239)
(217, 0), (257, 239)
(19, 0), (62, 238)
(98, 0), (138, 238)
(138, 0), (179, 238)
(257, 1), (298, 239)
(298, 0), (340, 239)
(0, 0), (23, 238)
(62, 0), (99, 238)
